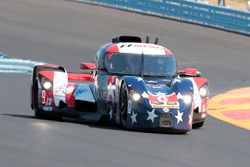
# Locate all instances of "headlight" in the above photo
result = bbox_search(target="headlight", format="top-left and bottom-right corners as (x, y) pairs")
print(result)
(183, 94), (192, 105)
(199, 85), (209, 98)
(43, 81), (52, 90)
(131, 92), (141, 101)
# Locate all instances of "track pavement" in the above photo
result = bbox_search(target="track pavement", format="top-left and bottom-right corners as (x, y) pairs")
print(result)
(0, 0), (250, 167)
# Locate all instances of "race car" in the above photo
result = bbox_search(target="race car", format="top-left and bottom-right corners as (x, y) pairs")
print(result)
(31, 36), (209, 133)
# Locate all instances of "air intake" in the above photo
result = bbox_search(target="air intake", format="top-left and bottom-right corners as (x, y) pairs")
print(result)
(112, 36), (142, 43)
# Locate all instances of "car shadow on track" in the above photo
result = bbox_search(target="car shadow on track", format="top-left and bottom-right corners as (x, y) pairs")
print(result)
(2, 113), (188, 135)
(2, 113), (35, 119)
(1, 113), (123, 131)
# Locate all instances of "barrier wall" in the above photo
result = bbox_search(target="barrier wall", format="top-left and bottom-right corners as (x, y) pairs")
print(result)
(0, 53), (43, 74)
(75, 0), (250, 35)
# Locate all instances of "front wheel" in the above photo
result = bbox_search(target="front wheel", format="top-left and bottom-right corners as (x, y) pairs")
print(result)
(33, 81), (45, 119)
(119, 84), (128, 127)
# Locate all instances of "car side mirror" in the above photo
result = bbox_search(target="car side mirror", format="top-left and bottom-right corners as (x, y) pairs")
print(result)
(178, 68), (201, 77)
(80, 62), (97, 70)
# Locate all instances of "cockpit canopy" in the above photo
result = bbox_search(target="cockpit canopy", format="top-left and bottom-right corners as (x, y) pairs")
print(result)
(104, 53), (177, 78)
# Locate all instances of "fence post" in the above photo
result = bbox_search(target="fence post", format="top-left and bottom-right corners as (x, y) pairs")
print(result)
(218, 0), (225, 6)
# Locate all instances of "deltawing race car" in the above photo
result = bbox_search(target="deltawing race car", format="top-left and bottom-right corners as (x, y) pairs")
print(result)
(31, 36), (209, 133)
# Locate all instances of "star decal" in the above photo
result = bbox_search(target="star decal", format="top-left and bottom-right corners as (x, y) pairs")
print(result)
(177, 92), (184, 100)
(175, 110), (183, 124)
(141, 91), (148, 98)
(130, 110), (138, 125)
(147, 109), (158, 123)
(136, 77), (143, 82)
(172, 78), (181, 85)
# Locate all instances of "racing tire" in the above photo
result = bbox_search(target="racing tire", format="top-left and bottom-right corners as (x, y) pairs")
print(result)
(119, 83), (128, 127)
(33, 81), (45, 119)
(32, 67), (64, 121)
(193, 121), (205, 129)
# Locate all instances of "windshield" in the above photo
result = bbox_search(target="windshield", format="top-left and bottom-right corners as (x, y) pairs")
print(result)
(104, 53), (177, 77)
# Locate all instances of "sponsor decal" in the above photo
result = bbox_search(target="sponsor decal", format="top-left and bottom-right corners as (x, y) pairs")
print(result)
(63, 86), (75, 94)
(74, 88), (88, 97)
(148, 92), (179, 109)
(151, 102), (179, 109)
(55, 84), (67, 94)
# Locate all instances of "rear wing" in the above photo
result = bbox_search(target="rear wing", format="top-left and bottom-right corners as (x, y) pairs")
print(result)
(178, 68), (201, 77)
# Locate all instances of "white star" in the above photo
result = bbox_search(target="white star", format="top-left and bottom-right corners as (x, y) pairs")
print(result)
(147, 109), (158, 123)
(130, 110), (138, 125)
(136, 77), (143, 82)
(141, 91), (148, 98)
(177, 92), (184, 100)
(175, 110), (183, 124)
(173, 78), (181, 85)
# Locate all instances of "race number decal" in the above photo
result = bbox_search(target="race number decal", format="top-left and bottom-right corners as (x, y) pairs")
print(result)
(42, 90), (46, 104)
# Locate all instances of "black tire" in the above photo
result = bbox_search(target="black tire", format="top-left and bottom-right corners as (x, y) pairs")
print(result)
(119, 83), (128, 127)
(32, 66), (65, 121)
(33, 81), (45, 119)
(193, 121), (204, 129)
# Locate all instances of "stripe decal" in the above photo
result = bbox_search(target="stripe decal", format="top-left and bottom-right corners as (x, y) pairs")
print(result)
(53, 71), (68, 106)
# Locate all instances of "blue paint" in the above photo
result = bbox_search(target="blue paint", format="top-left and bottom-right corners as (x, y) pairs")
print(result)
(75, 0), (250, 35)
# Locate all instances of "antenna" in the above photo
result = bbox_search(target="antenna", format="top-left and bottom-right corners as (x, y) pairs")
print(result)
(140, 51), (144, 78)
(146, 36), (150, 43)
(154, 37), (159, 44)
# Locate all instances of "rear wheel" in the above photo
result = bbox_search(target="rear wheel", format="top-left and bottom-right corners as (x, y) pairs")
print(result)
(119, 84), (128, 127)
(193, 121), (204, 129)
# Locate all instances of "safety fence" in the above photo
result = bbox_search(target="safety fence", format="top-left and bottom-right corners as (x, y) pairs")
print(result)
(74, 0), (250, 35)
(0, 53), (43, 74)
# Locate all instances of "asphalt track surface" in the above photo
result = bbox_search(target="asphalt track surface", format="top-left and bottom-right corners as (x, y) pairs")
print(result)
(0, 0), (250, 167)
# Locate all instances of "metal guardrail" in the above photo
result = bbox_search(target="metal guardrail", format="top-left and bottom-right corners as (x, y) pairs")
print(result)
(0, 53), (44, 74)
(74, 0), (250, 35)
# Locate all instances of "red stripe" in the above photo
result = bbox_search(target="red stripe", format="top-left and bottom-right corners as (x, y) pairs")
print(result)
(148, 93), (177, 103)
(193, 77), (208, 88)
(68, 73), (93, 82)
(106, 44), (119, 53)
(39, 71), (54, 81)
(222, 110), (250, 120)
(219, 98), (250, 105)
(65, 83), (75, 107)
(80, 63), (96, 70)
(164, 48), (172, 56)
